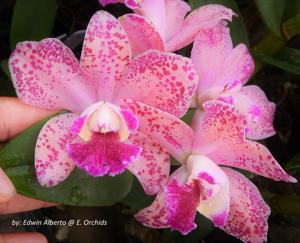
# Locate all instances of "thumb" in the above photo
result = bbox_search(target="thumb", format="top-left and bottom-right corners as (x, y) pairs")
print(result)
(0, 97), (53, 142)
(0, 233), (48, 243)
(0, 168), (16, 203)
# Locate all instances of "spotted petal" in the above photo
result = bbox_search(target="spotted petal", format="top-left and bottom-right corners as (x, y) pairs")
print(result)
(191, 21), (254, 104)
(115, 50), (198, 118)
(80, 11), (131, 100)
(119, 14), (165, 56)
(9, 39), (96, 113)
(35, 113), (78, 187)
(135, 0), (166, 37)
(99, 0), (142, 8)
(127, 132), (170, 195)
(165, 0), (191, 42)
(166, 4), (235, 52)
(223, 85), (276, 140)
(192, 100), (296, 183)
(135, 188), (168, 228)
(221, 168), (271, 243)
(122, 100), (194, 163)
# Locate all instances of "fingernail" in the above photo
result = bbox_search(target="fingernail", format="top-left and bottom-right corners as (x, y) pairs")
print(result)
(0, 168), (16, 203)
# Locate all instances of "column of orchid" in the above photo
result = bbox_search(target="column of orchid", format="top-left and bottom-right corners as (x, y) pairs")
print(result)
(9, 0), (296, 243)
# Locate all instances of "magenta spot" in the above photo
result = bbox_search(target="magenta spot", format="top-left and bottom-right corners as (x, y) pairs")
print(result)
(67, 132), (142, 176)
(217, 96), (234, 104)
(249, 105), (261, 117)
(172, 64), (178, 71)
(165, 179), (200, 235)
(199, 172), (215, 184)
(211, 210), (228, 227)
(125, 0), (141, 8)
(121, 109), (139, 131)
(70, 116), (87, 135)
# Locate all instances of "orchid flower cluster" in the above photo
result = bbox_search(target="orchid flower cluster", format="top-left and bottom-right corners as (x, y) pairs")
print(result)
(8, 0), (296, 242)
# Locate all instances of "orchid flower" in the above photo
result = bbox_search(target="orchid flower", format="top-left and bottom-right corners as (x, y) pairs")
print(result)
(100, 0), (235, 55)
(9, 11), (198, 195)
(191, 21), (275, 140)
(122, 99), (296, 242)
(99, 0), (143, 9)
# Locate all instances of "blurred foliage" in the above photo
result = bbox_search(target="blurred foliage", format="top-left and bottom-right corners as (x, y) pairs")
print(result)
(10, 0), (57, 50)
(254, 47), (300, 76)
(0, 0), (300, 242)
(254, 0), (286, 37)
(286, 152), (300, 171)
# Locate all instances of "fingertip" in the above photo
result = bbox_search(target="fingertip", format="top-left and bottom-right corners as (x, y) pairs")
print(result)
(0, 97), (54, 141)
(0, 232), (48, 243)
(0, 168), (16, 203)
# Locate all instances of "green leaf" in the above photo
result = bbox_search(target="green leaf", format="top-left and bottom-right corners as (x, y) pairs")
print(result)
(282, 15), (300, 40)
(1, 60), (11, 80)
(0, 114), (49, 169)
(6, 166), (133, 206)
(0, 60), (15, 97)
(10, 0), (57, 50)
(121, 178), (154, 212)
(181, 108), (196, 125)
(0, 115), (133, 206)
(283, 0), (300, 20)
(286, 152), (300, 171)
(253, 47), (300, 76)
(189, 0), (249, 46)
(254, 0), (286, 37)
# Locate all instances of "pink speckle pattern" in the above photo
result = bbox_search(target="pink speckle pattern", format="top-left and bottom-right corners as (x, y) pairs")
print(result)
(191, 21), (253, 98)
(35, 113), (78, 187)
(121, 109), (139, 131)
(9, 39), (96, 113)
(165, 179), (200, 235)
(193, 100), (296, 183)
(135, 189), (169, 228)
(122, 100), (194, 163)
(191, 20), (276, 140)
(116, 50), (198, 118)
(127, 132), (170, 195)
(119, 14), (165, 56)
(221, 168), (271, 243)
(80, 11), (131, 100)
(166, 4), (235, 52)
(101, 1), (234, 53)
(239, 85), (276, 140)
(67, 132), (142, 176)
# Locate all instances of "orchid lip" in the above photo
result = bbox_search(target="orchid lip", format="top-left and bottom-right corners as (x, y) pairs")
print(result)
(67, 101), (141, 177)
(74, 101), (133, 142)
